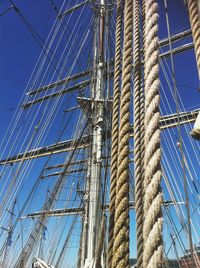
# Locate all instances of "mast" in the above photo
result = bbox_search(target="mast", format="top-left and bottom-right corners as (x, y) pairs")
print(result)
(83, 1), (105, 267)
(1, 200), (16, 268)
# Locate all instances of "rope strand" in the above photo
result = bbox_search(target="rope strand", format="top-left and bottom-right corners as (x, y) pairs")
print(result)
(143, 1), (163, 267)
(108, 1), (123, 266)
(187, 0), (200, 78)
(133, 0), (145, 267)
(112, 0), (133, 267)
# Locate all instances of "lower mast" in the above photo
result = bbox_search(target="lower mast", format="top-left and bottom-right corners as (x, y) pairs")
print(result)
(81, 1), (106, 267)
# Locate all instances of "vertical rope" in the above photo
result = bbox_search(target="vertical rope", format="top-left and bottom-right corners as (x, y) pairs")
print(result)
(108, 1), (123, 267)
(143, 1), (163, 268)
(187, 0), (200, 78)
(142, 0), (146, 53)
(112, 0), (133, 267)
(133, 0), (145, 268)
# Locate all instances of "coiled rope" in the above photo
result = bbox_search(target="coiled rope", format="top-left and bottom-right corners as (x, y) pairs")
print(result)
(133, 0), (145, 268)
(108, 1), (123, 267)
(187, 0), (200, 77)
(143, 1), (163, 267)
(112, 0), (133, 267)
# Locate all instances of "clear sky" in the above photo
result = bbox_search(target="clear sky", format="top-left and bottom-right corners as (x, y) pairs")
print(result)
(0, 0), (61, 133)
(0, 0), (198, 129)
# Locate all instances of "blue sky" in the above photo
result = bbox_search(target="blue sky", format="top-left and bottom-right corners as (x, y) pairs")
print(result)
(0, 0), (198, 131)
(0, 0), (59, 131)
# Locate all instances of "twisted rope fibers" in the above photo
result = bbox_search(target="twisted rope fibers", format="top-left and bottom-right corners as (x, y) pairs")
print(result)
(133, 0), (145, 267)
(112, 0), (133, 267)
(187, 0), (200, 78)
(143, 1), (163, 267)
(108, 0), (123, 267)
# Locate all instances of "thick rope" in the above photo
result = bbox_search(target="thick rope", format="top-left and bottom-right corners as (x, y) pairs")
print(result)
(133, 1), (145, 268)
(112, 0), (133, 267)
(143, 1), (163, 268)
(187, 0), (200, 77)
(191, 128), (200, 139)
(108, 1), (123, 267)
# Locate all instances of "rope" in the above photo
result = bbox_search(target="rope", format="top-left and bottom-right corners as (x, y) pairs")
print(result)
(112, 0), (133, 266)
(187, 0), (200, 78)
(142, 0), (146, 56)
(143, 1), (163, 268)
(133, 0), (145, 267)
(108, 0), (123, 267)
(191, 128), (200, 139)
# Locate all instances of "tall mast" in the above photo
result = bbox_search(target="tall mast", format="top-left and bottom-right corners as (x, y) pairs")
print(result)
(83, 1), (105, 267)
(1, 199), (16, 268)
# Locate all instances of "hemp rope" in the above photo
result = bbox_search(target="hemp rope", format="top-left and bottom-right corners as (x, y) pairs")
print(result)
(142, 0), (146, 54)
(112, 0), (133, 267)
(191, 128), (200, 139)
(143, 1), (163, 267)
(108, 1), (123, 267)
(187, 0), (200, 77)
(133, 0), (145, 268)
